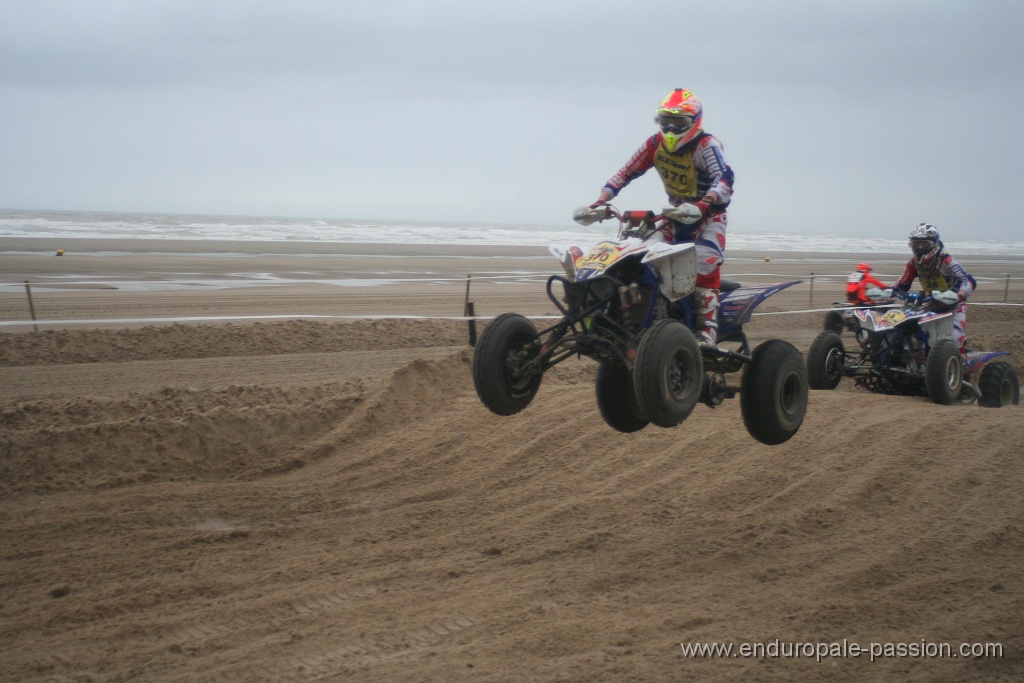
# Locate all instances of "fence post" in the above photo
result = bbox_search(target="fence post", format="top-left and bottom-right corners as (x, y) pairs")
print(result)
(464, 274), (477, 346)
(1005, 274), (1010, 303)
(809, 273), (814, 307)
(24, 281), (39, 333)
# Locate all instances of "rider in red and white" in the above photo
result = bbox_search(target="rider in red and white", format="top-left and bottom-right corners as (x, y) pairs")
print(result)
(846, 263), (887, 305)
(885, 224), (976, 354)
(590, 88), (735, 346)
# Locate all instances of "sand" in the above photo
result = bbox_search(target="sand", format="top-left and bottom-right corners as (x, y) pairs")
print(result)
(2, 238), (1023, 682)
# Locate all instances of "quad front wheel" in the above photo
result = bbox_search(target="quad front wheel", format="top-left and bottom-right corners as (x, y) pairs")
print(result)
(806, 331), (845, 390)
(741, 340), (808, 445)
(979, 361), (1020, 408)
(924, 339), (962, 405)
(632, 320), (703, 428)
(595, 363), (649, 433)
(472, 313), (543, 416)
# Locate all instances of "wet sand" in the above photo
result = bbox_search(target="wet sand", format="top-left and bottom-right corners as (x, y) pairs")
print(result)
(3, 238), (1022, 330)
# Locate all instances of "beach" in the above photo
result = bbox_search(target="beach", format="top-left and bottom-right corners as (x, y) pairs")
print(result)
(2, 238), (1024, 681)
(4, 236), (1023, 327)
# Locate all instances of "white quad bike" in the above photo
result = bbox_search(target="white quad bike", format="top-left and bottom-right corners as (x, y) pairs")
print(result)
(471, 205), (809, 445)
(807, 289), (1020, 406)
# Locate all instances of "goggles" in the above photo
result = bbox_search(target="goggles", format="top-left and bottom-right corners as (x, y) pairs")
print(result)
(658, 113), (695, 134)
(910, 240), (935, 257)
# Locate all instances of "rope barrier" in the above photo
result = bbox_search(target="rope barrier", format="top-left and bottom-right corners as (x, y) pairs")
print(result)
(751, 301), (1024, 316)
(2, 301), (1020, 328)
(6, 271), (1023, 292)
(0, 273), (556, 291)
(4, 263), (1021, 329)
(0, 314), (512, 327)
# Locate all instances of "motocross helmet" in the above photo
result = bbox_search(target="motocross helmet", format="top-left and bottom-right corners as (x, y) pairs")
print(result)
(908, 223), (943, 271)
(656, 88), (703, 153)
(856, 263), (872, 273)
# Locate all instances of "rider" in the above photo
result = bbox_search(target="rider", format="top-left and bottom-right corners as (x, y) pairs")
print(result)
(845, 263), (887, 305)
(589, 88), (735, 346)
(884, 224), (976, 354)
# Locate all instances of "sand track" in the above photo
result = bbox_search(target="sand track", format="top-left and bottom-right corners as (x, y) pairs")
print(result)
(2, 320), (1023, 682)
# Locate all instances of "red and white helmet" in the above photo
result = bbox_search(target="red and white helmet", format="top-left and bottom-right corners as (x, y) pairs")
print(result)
(656, 88), (703, 153)
(856, 263), (872, 273)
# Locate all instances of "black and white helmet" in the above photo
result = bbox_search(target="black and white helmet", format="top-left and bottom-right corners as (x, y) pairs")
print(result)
(909, 223), (943, 270)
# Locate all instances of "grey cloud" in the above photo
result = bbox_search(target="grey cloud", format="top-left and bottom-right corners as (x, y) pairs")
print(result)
(0, 0), (1021, 237)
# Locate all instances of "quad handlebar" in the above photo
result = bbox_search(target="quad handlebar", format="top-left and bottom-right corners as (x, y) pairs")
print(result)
(572, 203), (703, 228)
(869, 287), (947, 311)
(571, 204), (665, 240)
(892, 289), (937, 307)
(572, 204), (704, 242)
(867, 287), (925, 304)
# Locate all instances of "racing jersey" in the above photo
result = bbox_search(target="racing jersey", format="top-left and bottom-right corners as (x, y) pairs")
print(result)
(893, 254), (976, 299)
(602, 132), (734, 209)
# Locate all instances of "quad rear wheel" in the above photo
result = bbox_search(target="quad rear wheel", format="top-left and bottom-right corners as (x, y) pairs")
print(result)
(823, 311), (844, 334)
(632, 320), (702, 428)
(595, 363), (649, 433)
(979, 361), (1020, 408)
(741, 340), (808, 445)
(472, 313), (542, 415)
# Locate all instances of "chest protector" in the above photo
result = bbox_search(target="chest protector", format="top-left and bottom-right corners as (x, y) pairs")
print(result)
(653, 145), (699, 200)
(846, 272), (864, 298)
(917, 261), (949, 292)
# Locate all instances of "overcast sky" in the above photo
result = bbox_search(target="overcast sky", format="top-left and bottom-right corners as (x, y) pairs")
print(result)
(2, 0), (1021, 241)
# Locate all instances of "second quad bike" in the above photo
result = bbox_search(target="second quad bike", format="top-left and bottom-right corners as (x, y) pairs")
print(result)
(807, 289), (1019, 407)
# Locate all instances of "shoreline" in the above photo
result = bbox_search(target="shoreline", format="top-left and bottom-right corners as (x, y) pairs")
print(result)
(4, 235), (1024, 265)
(0, 237), (551, 258)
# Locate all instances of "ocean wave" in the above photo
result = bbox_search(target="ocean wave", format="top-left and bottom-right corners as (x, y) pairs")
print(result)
(3, 209), (1023, 255)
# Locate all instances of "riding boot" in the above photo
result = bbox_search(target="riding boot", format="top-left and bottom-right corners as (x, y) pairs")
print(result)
(694, 287), (720, 346)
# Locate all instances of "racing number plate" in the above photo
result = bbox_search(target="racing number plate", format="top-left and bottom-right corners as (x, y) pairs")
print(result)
(575, 242), (622, 273)
(878, 310), (906, 328)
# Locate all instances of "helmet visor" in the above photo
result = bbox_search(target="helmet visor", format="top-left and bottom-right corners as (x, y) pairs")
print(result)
(910, 240), (935, 257)
(658, 113), (695, 134)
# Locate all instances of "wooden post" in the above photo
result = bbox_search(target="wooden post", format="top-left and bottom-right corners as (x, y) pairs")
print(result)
(809, 272), (814, 307)
(1005, 274), (1011, 303)
(24, 281), (39, 333)
(464, 275), (477, 347)
(466, 302), (477, 347)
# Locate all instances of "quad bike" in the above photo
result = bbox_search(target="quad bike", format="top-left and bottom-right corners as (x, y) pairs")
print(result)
(471, 204), (809, 445)
(807, 289), (1020, 407)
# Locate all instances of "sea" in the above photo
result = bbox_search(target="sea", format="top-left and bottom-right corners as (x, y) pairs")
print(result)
(3, 209), (1024, 257)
